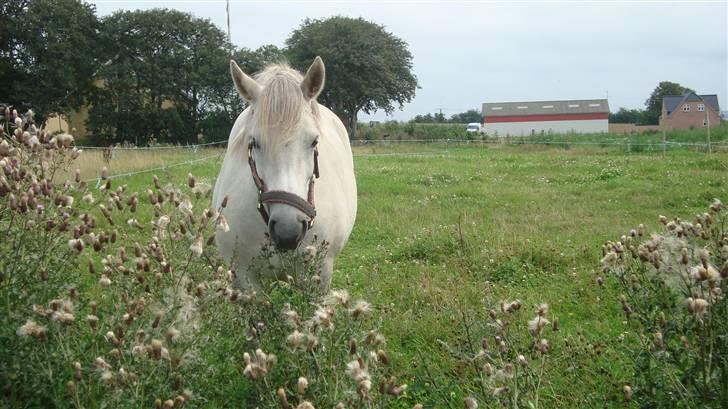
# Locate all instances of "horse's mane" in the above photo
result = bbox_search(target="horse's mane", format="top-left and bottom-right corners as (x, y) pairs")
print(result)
(246, 63), (318, 150)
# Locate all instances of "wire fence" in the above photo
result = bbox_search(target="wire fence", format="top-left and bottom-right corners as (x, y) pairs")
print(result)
(80, 136), (727, 184)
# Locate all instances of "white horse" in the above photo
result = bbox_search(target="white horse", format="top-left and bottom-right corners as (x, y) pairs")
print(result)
(212, 57), (357, 290)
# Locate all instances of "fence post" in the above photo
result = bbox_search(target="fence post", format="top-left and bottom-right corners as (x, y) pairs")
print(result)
(662, 127), (666, 157)
(706, 111), (712, 154)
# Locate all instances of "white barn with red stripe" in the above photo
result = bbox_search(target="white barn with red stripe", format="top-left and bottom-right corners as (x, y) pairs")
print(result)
(482, 99), (609, 137)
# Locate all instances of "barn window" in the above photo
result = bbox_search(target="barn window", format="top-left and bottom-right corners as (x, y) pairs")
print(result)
(683, 104), (690, 112)
(542, 105), (554, 109)
(517, 106), (528, 110)
(697, 104), (704, 112)
(491, 107), (502, 111)
(589, 103), (601, 107)
(568, 104), (579, 108)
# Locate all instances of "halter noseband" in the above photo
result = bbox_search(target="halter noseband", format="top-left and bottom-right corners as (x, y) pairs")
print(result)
(247, 140), (320, 229)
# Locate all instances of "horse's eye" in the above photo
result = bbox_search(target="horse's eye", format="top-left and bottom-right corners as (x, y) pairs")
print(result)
(250, 139), (260, 150)
(311, 139), (319, 148)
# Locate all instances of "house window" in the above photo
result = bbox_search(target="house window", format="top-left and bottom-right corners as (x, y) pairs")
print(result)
(517, 106), (528, 110)
(589, 103), (601, 107)
(697, 104), (704, 112)
(491, 107), (502, 111)
(683, 104), (690, 112)
(542, 105), (554, 109)
(568, 104), (579, 108)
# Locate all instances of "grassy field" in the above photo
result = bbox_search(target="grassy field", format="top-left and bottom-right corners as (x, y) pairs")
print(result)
(87, 142), (727, 407)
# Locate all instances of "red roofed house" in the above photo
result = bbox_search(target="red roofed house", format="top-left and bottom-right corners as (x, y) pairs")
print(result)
(660, 92), (720, 130)
(482, 99), (609, 137)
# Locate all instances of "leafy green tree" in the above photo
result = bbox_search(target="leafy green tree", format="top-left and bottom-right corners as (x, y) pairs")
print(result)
(89, 8), (232, 145)
(0, 0), (101, 123)
(644, 81), (694, 125)
(609, 107), (647, 124)
(286, 16), (418, 138)
(449, 109), (482, 123)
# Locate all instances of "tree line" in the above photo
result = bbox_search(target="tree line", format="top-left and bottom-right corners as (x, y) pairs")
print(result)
(609, 81), (694, 125)
(0, 1), (417, 144)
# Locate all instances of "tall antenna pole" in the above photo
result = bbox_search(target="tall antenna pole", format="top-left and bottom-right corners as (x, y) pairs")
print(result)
(226, 0), (232, 57)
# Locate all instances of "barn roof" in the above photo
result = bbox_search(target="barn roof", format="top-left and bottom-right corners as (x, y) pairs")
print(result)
(663, 92), (720, 114)
(482, 99), (609, 117)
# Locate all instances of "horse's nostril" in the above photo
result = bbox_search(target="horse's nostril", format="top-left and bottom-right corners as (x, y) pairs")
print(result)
(269, 218), (304, 251)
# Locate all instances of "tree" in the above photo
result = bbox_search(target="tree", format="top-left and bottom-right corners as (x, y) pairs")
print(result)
(449, 109), (482, 123)
(609, 108), (646, 124)
(644, 81), (694, 125)
(0, 0), (102, 124)
(89, 9), (233, 145)
(286, 16), (418, 138)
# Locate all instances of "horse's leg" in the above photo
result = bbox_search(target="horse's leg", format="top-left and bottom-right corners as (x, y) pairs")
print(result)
(319, 256), (334, 291)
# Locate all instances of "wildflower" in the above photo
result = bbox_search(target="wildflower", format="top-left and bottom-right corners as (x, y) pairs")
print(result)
(157, 215), (170, 231)
(99, 275), (111, 287)
(17, 319), (47, 339)
(324, 289), (350, 307)
(687, 297), (710, 317)
(190, 235), (203, 257)
(345, 359), (372, 399)
(493, 387), (509, 396)
(87, 315), (99, 330)
(216, 214), (230, 232)
(178, 197), (193, 217)
(297, 376), (308, 395)
(313, 306), (334, 329)
(296, 403), (315, 409)
(68, 239), (83, 253)
(350, 300), (372, 319)
(51, 311), (75, 324)
(623, 385), (632, 402)
(517, 354), (528, 367)
(536, 303), (549, 316)
(539, 339), (550, 354)
(277, 388), (290, 409)
(302, 245), (317, 260)
(187, 173), (195, 188)
(528, 316), (549, 336)
(464, 397), (478, 409)
(710, 198), (723, 212)
(500, 299), (521, 313)
(151, 339), (163, 360)
(166, 327), (180, 343)
(306, 334), (319, 352)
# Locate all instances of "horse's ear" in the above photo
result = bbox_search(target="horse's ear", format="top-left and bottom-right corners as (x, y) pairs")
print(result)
(230, 60), (261, 102)
(301, 56), (325, 100)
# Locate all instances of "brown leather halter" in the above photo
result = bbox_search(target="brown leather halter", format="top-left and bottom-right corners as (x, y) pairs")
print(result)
(247, 140), (320, 228)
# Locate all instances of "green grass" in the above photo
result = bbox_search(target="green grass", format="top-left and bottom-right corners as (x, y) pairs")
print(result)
(101, 143), (728, 407)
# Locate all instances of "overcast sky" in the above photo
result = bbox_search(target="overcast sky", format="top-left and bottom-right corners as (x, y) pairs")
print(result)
(91, 0), (727, 121)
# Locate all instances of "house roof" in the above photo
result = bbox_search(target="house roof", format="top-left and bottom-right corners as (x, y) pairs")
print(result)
(482, 99), (609, 116)
(663, 92), (720, 114)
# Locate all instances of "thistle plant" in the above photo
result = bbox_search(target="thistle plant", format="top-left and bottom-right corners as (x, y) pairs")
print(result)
(0, 110), (243, 407)
(599, 198), (728, 407)
(230, 245), (413, 408)
(432, 299), (559, 408)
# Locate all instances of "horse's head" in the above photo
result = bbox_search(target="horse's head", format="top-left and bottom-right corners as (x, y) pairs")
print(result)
(230, 57), (326, 251)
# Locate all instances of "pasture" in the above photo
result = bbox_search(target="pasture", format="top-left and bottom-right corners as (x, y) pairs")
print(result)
(70, 142), (727, 406)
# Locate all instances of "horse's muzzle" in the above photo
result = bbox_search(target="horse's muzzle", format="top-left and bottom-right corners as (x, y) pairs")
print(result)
(269, 217), (308, 251)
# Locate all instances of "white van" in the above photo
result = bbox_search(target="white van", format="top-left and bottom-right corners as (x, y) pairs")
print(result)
(466, 122), (482, 135)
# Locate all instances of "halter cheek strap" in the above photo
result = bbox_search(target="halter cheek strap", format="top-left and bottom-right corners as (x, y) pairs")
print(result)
(248, 141), (319, 228)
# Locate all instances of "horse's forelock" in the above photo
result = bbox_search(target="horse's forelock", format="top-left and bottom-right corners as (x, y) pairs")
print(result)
(249, 64), (315, 150)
